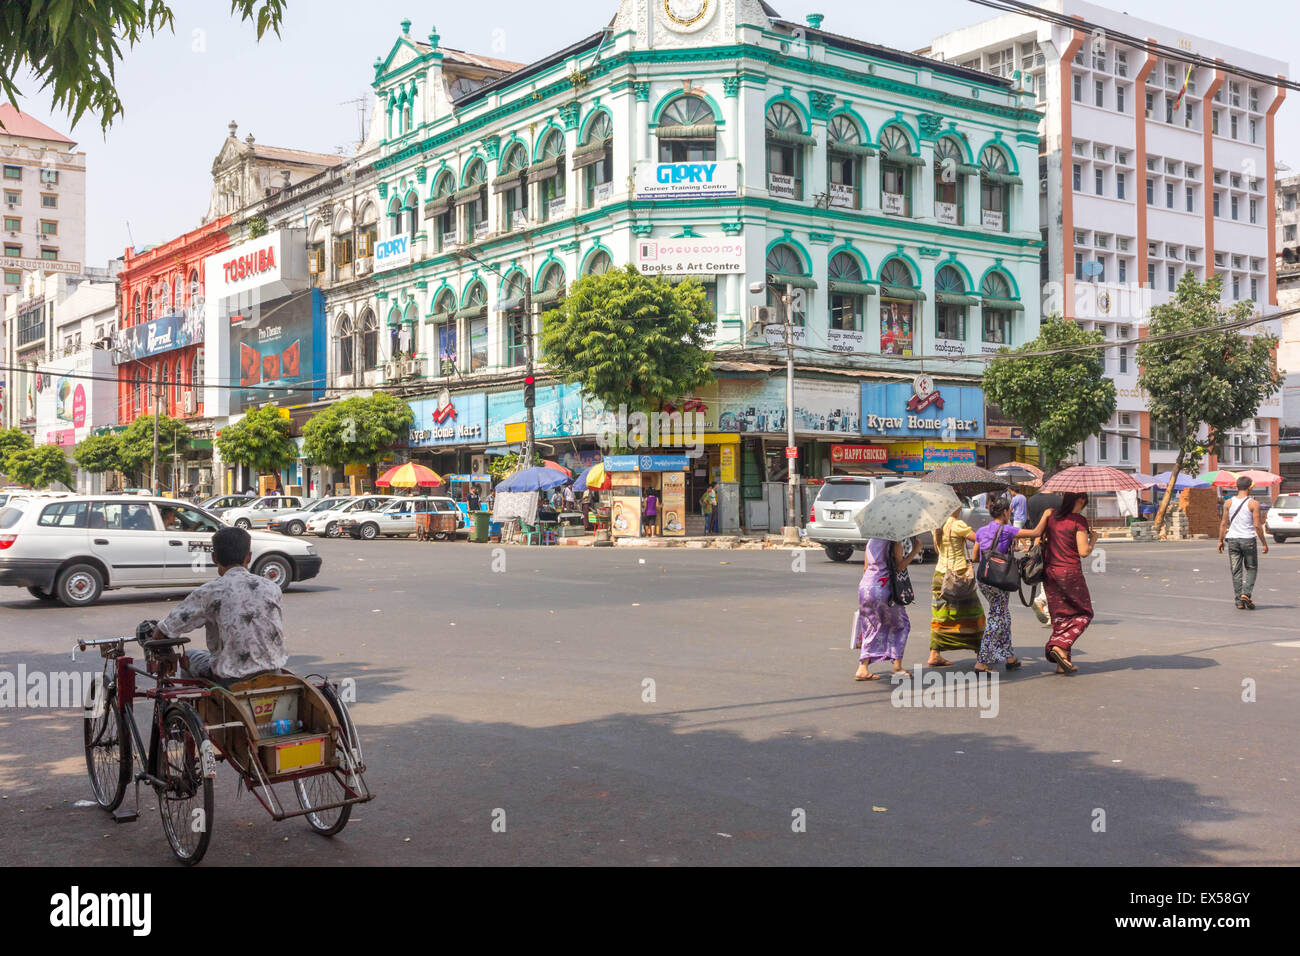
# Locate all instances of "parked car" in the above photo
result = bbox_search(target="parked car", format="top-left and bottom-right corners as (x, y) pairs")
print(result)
(0, 496), (321, 607)
(201, 493), (257, 518)
(1265, 493), (1300, 543)
(305, 495), (400, 538)
(341, 496), (462, 539)
(221, 495), (306, 530)
(807, 475), (991, 562)
(267, 496), (347, 536)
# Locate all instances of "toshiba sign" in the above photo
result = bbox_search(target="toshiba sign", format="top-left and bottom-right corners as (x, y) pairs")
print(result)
(204, 229), (306, 299)
(221, 244), (277, 285)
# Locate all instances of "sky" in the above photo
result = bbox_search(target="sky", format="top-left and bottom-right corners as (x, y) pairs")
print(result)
(6, 0), (1297, 268)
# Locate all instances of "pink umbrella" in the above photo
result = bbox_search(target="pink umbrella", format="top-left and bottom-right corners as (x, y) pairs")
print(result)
(541, 460), (572, 478)
(1237, 470), (1283, 486)
(1040, 465), (1149, 493)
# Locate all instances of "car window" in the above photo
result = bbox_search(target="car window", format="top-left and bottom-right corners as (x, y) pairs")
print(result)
(1275, 495), (1299, 509)
(284, 498), (300, 509)
(165, 505), (223, 533)
(38, 501), (88, 528)
(816, 482), (872, 502)
(89, 502), (157, 531)
(0, 506), (25, 529)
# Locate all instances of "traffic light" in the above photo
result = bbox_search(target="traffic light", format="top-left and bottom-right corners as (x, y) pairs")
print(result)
(523, 375), (536, 409)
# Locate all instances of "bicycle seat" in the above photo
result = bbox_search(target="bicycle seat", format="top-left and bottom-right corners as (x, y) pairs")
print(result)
(143, 636), (190, 651)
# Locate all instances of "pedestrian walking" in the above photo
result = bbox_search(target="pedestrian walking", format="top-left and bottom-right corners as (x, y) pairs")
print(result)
(853, 537), (920, 681)
(1029, 491), (1098, 675)
(970, 498), (1039, 673)
(1024, 491), (1061, 625)
(643, 490), (658, 537)
(1218, 475), (1268, 609)
(927, 507), (985, 666)
(700, 482), (718, 534)
(1010, 488), (1028, 529)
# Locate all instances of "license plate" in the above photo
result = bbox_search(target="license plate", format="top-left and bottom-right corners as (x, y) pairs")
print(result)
(274, 737), (325, 773)
(829, 510), (846, 519)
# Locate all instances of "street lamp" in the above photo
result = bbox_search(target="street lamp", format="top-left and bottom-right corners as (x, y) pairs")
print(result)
(750, 278), (800, 539)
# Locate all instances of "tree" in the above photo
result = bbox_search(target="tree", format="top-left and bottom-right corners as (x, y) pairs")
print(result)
(215, 403), (298, 478)
(539, 266), (716, 426)
(73, 433), (124, 475)
(983, 314), (1117, 474)
(302, 394), (414, 470)
(5, 444), (72, 489)
(1138, 272), (1281, 530)
(488, 450), (543, 481)
(118, 414), (191, 486)
(0, 427), (34, 475)
(0, 1), (285, 132)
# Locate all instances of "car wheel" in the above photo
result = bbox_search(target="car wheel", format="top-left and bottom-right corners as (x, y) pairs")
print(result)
(359, 523), (378, 541)
(824, 545), (854, 562)
(1273, 534), (1286, 544)
(56, 564), (104, 607)
(286, 521), (305, 536)
(27, 586), (58, 602)
(434, 531), (449, 541)
(234, 518), (252, 530)
(325, 522), (341, 538)
(253, 554), (292, 590)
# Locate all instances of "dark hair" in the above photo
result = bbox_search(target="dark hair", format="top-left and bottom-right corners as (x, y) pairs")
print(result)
(212, 526), (252, 568)
(1237, 476), (1253, 491)
(988, 498), (1010, 519)
(1056, 491), (1088, 517)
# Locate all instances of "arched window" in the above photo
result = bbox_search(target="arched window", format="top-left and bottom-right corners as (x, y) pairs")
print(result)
(308, 219), (327, 278)
(533, 129), (567, 221)
(828, 253), (870, 334)
(145, 288), (154, 321)
(174, 357), (185, 411)
(427, 174), (455, 251)
(403, 190), (419, 240)
(827, 115), (869, 210)
(132, 369), (143, 417)
(496, 143), (529, 229)
(132, 293), (141, 326)
(764, 244), (813, 327)
(935, 265), (976, 345)
(980, 271), (1022, 347)
(360, 310), (379, 372)
(584, 250), (612, 276)
(765, 103), (811, 201)
(461, 282), (488, 371)
(358, 202), (379, 259)
(395, 302), (418, 358)
(979, 146), (1019, 232)
(576, 112), (613, 207)
(657, 95), (716, 162)
(337, 314), (355, 377)
(501, 271), (529, 368)
(933, 137), (974, 224)
(430, 290), (458, 376)
(191, 350), (203, 409)
(333, 208), (354, 273)
(460, 159), (488, 238)
(878, 259), (922, 356)
(158, 363), (169, 415)
(187, 269), (200, 308)
(879, 126), (921, 217)
(387, 196), (403, 237)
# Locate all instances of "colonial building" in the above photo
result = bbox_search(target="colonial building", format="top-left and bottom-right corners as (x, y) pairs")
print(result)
(204, 122), (347, 223)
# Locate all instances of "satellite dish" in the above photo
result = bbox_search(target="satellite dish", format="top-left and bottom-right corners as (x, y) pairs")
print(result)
(1083, 260), (1104, 276)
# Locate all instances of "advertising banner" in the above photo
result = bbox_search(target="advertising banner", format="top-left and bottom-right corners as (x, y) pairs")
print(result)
(719, 444), (736, 482)
(636, 238), (744, 276)
(884, 441), (924, 472)
(831, 444), (889, 465)
(603, 455), (690, 472)
(115, 310), (204, 363)
(610, 493), (642, 538)
(923, 443), (977, 467)
(35, 349), (116, 448)
(860, 378), (984, 439)
(634, 161), (739, 200)
(408, 389), (486, 447)
(984, 402), (1025, 441)
(661, 471), (686, 536)
(208, 231), (287, 299)
(716, 378), (860, 436)
(374, 234), (412, 274)
(227, 289), (325, 413)
(487, 383), (583, 443)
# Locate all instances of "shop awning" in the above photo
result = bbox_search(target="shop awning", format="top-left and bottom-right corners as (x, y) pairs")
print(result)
(453, 305), (487, 320)
(571, 139), (611, 169)
(526, 158), (563, 183)
(491, 172), (525, 194)
(828, 141), (877, 157)
(767, 272), (818, 290)
(828, 279), (876, 295)
(934, 159), (981, 176)
(881, 150), (926, 166)
(980, 169), (1023, 185)
(424, 310), (453, 325)
(880, 284), (927, 301)
(656, 123), (717, 140)
(534, 287), (566, 306)
(453, 184), (484, 201)
(982, 296), (1025, 311)
(423, 197), (452, 219)
(935, 292), (982, 306)
(497, 296), (525, 312)
(766, 128), (818, 147)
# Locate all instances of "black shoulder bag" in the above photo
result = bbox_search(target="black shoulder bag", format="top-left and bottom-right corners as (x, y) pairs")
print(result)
(886, 542), (915, 607)
(977, 524), (1020, 592)
(1017, 517), (1049, 607)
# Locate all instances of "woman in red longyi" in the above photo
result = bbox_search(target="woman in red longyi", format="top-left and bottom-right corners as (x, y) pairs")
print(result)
(1028, 491), (1099, 674)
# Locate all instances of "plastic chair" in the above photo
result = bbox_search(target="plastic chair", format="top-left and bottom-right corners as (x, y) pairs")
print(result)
(518, 522), (542, 545)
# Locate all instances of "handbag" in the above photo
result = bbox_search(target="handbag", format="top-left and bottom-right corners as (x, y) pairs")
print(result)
(886, 542), (915, 607)
(977, 524), (1020, 592)
(938, 519), (977, 601)
(1017, 517), (1048, 607)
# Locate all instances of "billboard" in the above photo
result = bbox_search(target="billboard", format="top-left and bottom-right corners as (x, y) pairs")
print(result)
(634, 161), (738, 200)
(860, 379), (984, 439)
(408, 389), (486, 447)
(115, 310), (204, 363)
(227, 289), (325, 413)
(35, 349), (116, 448)
(374, 235), (411, 274)
(487, 383), (583, 443)
(715, 378), (860, 435)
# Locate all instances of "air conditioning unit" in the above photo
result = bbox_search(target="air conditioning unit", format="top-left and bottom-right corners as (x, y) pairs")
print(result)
(355, 257), (372, 276)
(470, 455), (487, 475)
(384, 360), (402, 379)
(402, 358), (422, 379)
(748, 305), (777, 337)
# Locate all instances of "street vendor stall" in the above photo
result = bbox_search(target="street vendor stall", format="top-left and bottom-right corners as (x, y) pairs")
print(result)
(603, 455), (689, 538)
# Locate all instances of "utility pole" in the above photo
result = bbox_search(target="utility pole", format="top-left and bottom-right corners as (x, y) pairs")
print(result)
(523, 281), (535, 468)
(150, 372), (160, 495)
(784, 281), (798, 538)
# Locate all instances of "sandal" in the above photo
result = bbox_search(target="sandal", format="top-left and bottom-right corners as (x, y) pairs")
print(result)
(1243, 596), (1256, 610)
(1047, 648), (1077, 674)
(927, 657), (953, 667)
(854, 669), (881, 682)
(1005, 658), (1022, 671)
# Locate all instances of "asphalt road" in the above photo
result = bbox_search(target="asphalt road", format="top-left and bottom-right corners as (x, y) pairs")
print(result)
(1, 535), (1297, 866)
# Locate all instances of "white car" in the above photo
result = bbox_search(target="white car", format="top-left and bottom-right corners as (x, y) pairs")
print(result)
(267, 496), (348, 536)
(1265, 493), (1300, 543)
(340, 496), (461, 539)
(305, 495), (400, 538)
(221, 495), (306, 530)
(0, 496), (322, 607)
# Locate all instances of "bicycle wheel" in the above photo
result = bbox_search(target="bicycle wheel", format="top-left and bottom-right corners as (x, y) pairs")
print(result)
(83, 669), (130, 811)
(154, 703), (214, 865)
(293, 683), (356, 836)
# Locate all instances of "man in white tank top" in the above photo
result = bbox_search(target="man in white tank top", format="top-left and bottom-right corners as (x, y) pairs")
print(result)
(1218, 475), (1268, 610)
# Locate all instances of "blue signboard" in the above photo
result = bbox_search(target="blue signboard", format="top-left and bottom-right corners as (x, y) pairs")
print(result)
(860, 382), (984, 439)
(228, 289), (325, 413)
(117, 311), (204, 362)
(487, 383), (583, 442)
(408, 390), (486, 447)
(604, 455), (690, 472)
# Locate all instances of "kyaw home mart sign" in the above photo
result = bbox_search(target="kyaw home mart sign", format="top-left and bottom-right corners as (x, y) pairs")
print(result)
(860, 376), (983, 439)
(374, 235), (411, 274)
(636, 238), (745, 276)
(634, 161), (738, 200)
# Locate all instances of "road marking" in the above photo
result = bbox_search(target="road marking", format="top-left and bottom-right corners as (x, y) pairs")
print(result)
(1273, 641), (1300, 648)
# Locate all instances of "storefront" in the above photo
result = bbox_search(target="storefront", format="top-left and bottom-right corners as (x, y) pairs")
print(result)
(859, 376), (984, 474)
(407, 388), (488, 477)
(604, 454), (689, 538)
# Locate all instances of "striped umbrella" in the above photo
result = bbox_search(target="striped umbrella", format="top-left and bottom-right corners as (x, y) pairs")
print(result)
(573, 462), (610, 492)
(992, 462), (1044, 488)
(1238, 469), (1283, 486)
(1040, 465), (1148, 493)
(1197, 469), (1241, 488)
(921, 464), (1010, 496)
(376, 462), (444, 488)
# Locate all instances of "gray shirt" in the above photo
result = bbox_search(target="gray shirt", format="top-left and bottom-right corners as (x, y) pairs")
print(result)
(157, 566), (288, 679)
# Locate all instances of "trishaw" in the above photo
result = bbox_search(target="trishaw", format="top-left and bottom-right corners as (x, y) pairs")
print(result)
(78, 622), (374, 865)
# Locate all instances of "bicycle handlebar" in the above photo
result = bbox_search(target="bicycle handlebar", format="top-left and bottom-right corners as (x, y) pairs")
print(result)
(76, 637), (135, 650)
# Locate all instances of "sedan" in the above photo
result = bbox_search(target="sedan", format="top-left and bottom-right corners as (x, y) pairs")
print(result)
(1265, 493), (1300, 543)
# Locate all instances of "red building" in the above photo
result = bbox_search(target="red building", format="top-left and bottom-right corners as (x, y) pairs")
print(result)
(116, 217), (232, 426)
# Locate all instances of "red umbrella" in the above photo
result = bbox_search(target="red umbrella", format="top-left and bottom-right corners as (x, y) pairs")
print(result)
(1041, 465), (1148, 493)
(376, 462), (443, 488)
(1238, 469), (1283, 486)
(542, 460), (572, 477)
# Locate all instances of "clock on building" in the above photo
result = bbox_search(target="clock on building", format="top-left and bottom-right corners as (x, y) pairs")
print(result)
(663, 0), (713, 31)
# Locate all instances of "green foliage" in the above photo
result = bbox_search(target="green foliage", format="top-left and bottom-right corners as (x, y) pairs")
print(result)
(247, 214), (268, 239)
(0, 1), (285, 132)
(488, 451), (543, 481)
(302, 393), (414, 469)
(72, 433), (124, 475)
(215, 403), (298, 476)
(983, 314), (1117, 473)
(0, 427), (34, 474)
(118, 414), (191, 482)
(1138, 272), (1281, 527)
(5, 444), (72, 488)
(539, 266), (716, 416)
